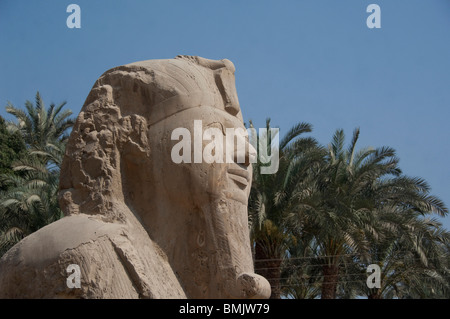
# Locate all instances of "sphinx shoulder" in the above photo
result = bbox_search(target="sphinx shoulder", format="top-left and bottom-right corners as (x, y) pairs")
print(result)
(0, 214), (186, 298)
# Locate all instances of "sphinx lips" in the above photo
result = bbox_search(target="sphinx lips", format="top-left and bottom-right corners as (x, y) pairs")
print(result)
(227, 168), (250, 188)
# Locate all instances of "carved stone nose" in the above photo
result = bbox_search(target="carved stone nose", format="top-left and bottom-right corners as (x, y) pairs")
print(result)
(236, 272), (271, 299)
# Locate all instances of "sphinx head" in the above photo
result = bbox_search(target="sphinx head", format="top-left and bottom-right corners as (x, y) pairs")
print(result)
(59, 55), (271, 298)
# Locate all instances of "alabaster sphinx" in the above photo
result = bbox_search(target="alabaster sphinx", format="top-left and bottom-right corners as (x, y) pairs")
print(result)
(0, 55), (271, 299)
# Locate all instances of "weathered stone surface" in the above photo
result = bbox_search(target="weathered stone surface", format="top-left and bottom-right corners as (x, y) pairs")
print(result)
(0, 55), (271, 299)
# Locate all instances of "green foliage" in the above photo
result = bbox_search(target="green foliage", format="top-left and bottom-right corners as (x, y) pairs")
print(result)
(0, 116), (26, 190)
(5, 91), (73, 148)
(0, 92), (73, 257)
(250, 125), (449, 299)
(248, 118), (324, 298)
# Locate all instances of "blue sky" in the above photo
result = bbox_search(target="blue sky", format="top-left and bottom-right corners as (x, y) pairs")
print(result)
(1, 0), (449, 229)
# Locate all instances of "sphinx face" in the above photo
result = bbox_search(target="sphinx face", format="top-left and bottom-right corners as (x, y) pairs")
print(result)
(136, 105), (269, 298)
(152, 107), (253, 205)
(120, 57), (272, 299)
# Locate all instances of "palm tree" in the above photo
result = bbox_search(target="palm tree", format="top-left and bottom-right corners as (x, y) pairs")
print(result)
(0, 92), (73, 257)
(280, 234), (322, 299)
(248, 118), (323, 298)
(359, 210), (450, 299)
(286, 128), (448, 299)
(356, 163), (449, 298)
(5, 91), (73, 148)
(289, 128), (393, 298)
(0, 116), (27, 191)
(0, 151), (63, 255)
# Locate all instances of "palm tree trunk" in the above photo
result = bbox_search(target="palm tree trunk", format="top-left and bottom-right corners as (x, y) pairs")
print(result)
(321, 264), (339, 299)
(254, 241), (282, 299)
